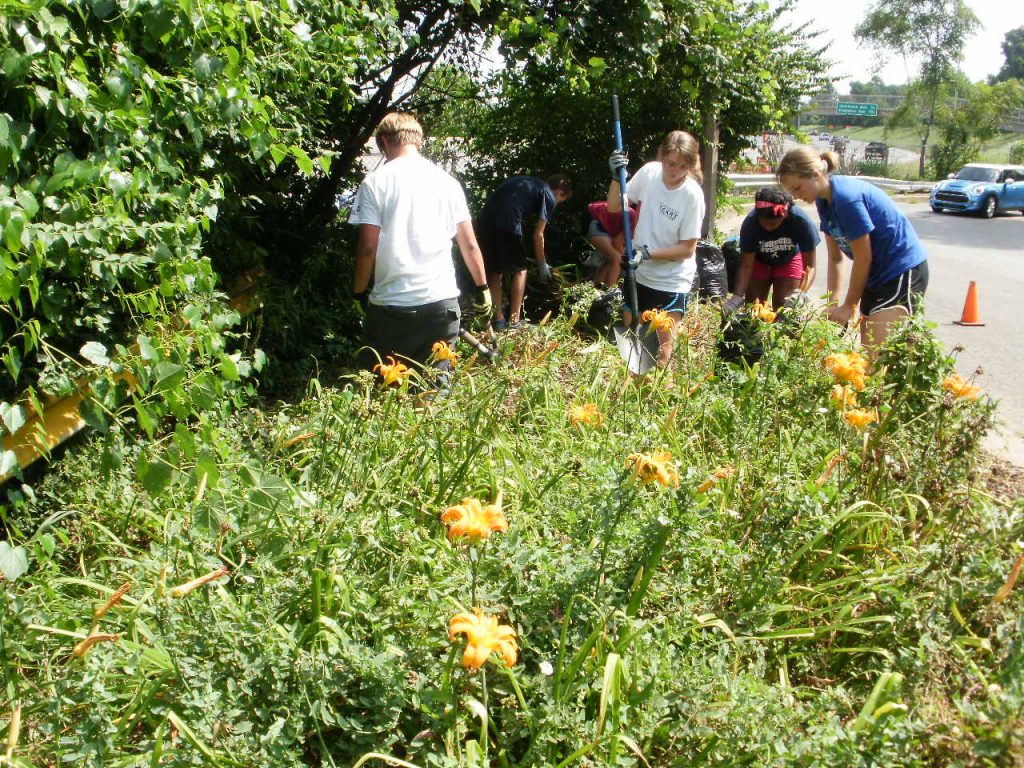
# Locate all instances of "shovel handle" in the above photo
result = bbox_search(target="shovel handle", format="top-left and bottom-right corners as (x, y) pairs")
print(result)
(611, 95), (638, 329)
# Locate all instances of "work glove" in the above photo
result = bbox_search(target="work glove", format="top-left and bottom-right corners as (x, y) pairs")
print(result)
(353, 289), (370, 315)
(624, 245), (651, 269)
(608, 150), (629, 180)
(470, 285), (493, 316)
(536, 260), (552, 284)
(783, 290), (810, 309)
(722, 293), (745, 314)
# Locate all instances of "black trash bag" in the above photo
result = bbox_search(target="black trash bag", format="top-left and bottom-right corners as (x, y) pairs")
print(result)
(693, 240), (728, 300)
(585, 287), (621, 339)
(717, 312), (763, 367)
(721, 236), (742, 295)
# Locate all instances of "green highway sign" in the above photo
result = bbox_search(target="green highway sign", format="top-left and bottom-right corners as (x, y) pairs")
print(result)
(836, 101), (878, 117)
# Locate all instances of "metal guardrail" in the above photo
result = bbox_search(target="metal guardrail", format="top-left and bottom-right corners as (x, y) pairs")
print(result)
(725, 173), (932, 193)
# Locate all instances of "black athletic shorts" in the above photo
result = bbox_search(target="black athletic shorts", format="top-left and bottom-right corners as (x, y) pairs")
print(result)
(861, 261), (928, 316)
(478, 221), (528, 274)
(625, 282), (690, 317)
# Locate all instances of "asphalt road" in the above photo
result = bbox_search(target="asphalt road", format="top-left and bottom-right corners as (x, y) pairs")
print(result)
(798, 198), (1024, 465)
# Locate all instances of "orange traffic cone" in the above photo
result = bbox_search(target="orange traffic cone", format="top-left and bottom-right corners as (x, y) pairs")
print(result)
(954, 281), (985, 327)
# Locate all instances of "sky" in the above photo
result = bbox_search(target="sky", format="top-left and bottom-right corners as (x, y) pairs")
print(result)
(775, 0), (1024, 92)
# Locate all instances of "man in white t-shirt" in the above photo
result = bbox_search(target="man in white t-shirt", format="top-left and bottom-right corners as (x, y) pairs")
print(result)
(349, 112), (490, 372)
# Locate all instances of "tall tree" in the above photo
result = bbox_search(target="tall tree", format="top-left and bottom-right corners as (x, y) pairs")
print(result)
(854, 0), (979, 176)
(994, 27), (1024, 82)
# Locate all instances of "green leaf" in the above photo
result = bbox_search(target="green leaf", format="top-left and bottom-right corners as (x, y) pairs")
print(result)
(316, 154), (332, 174)
(137, 334), (158, 362)
(292, 146), (314, 176)
(137, 454), (173, 496)
(270, 143), (288, 166)
(90, 0), (117, 19)
(219, 353), (239, 381)
(0, 540), (29, 581)
(0, 401), (27, 434)
(16, 188), (39, 218)
(65, 77), (89, 101)
(4, 214), (25, 253)
(80, 341), (110, 366)
(0, 449), (19, 477)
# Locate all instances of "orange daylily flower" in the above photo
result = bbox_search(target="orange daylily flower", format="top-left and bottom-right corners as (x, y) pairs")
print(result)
(431, 341), (459, 367)
(942, 373), (981, 401)
(640, 309), (674, 332)
(830, 384), (859, 410)
(843, 408), (878, 430)
(695, 465), (735, 494)
(625, 450), (680, 487)
(449, 608), (518, 669)
(441, 496), (508, 541)
(824, 352), (868, 391)
(568, 402), (604, 427)
(751, 300), (776, 323)
(373, 356), (410, 386)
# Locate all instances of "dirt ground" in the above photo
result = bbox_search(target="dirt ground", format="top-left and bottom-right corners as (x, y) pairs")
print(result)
(978, 452), (1024, 504)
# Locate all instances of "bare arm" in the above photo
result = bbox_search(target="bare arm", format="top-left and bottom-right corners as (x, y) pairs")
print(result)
(800, 248), (817, 290)
(353, 223), (380, 293)
(532, 219), (548, 263)
(455, 220), (487, 286)
(824, 235), (844, 306)
(646, 239), (697, 262)
(840, 234), (872, 310)
(733, 251), (756, 298)
(606, 179), (626, 213)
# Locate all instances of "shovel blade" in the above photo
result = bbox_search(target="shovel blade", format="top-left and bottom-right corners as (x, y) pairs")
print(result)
(613, 323), (659, 375)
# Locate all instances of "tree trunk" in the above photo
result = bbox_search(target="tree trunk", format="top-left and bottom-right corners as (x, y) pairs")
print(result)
(700, 111), (719, 239)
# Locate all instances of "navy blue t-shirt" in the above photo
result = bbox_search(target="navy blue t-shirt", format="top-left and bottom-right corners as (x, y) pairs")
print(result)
(816, 176), (927, 288)
(479, 176), (556, 236)
(739, 205), (820, 266)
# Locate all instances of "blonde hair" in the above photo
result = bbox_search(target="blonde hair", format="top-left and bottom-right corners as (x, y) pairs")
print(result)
(375, 112), (424, 149)
(776, 146), (840, 179)
(658, 130), (703, 184)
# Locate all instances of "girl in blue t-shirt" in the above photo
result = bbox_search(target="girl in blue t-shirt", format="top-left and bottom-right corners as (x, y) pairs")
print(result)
(777, 147), (928, 355)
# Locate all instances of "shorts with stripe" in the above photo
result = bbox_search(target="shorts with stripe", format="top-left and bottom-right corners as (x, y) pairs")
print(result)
(625, 281), (690, 317)
(861, 261), (929, 316)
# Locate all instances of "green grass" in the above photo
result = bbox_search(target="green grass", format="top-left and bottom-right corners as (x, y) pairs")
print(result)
(2, 303), (1022, 767)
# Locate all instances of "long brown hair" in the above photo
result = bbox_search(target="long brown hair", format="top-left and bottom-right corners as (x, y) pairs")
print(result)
(776, 146), (840, 179)
(658, 130), (702, 183)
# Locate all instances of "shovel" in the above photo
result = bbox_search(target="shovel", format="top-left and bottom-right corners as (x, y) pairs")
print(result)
(609, 95), (659, 375)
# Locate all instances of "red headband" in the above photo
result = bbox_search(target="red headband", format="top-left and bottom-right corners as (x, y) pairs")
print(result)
(755, 200), (789, 217)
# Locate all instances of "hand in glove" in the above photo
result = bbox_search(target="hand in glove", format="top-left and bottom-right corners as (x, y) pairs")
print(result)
(722, 293), (746, 314)
(608, 150), (629, 180)
(354, 289), (370, 315)
(471, 285), (493, 316)
(536, 260), (552, 284)
(624, 245), (651, 269)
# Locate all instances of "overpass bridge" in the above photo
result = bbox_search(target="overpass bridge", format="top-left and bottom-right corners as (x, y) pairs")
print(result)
(802, 94), (1024, 132)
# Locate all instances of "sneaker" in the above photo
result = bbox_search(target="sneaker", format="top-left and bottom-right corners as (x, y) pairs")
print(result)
(492, 319), (508, 332)
(508, 319), (525, 331)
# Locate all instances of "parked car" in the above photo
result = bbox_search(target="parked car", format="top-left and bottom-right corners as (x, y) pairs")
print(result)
(929, 163), (1024, 218)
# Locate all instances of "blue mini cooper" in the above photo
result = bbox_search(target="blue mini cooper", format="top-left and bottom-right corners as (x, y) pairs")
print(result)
(930, 163), (1024, 218)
